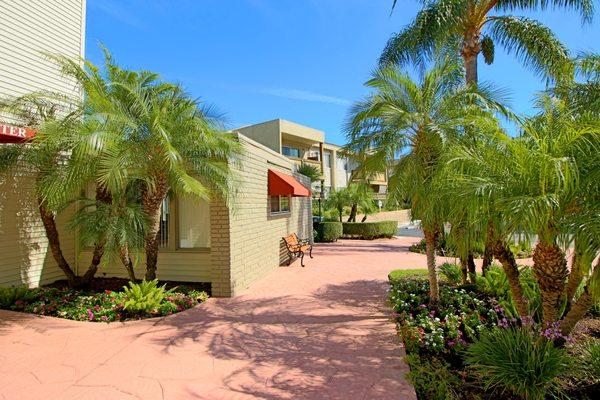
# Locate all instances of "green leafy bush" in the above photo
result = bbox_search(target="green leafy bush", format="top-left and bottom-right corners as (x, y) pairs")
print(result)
(297, 162), (321, 181)
(123, 280), (169, 314)
(476, 265), (541, 320)
(314, 221), (343, 242)
(388, 269), (428, 284)
(342, 220), (397, 239)
(0, 285), (35, 308)
(439, 263), (462, 286)
(465, 327), (569, 400)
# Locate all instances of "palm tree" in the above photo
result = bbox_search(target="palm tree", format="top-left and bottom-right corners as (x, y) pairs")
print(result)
(344, 57), (508, 302)
(346, 183), (375, 222)
(325, 188), (350, 222)
(448, 95), (600, 328)
(53, 51), (240, 281)
(0, 93), (106, 288)
(383, 0), (593, 85)
(298, 162), (322, 182)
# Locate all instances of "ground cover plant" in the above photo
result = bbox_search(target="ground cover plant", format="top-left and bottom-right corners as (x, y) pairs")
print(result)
(388, 273), (600, 399)
(0, 279), (208, 322)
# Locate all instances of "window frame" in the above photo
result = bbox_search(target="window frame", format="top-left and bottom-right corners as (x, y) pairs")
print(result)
(282, 146), (301, 158)
(159, 193), (212, 252)
(270, 195), (292, 215)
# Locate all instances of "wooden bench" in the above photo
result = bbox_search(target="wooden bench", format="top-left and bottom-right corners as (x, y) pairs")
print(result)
(282, 233), (313, 267)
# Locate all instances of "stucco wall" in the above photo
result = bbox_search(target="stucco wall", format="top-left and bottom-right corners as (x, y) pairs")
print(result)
(211, 134), (312, 296)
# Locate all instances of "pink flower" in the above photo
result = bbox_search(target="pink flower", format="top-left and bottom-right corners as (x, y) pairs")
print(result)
(87, 309), (95, 321)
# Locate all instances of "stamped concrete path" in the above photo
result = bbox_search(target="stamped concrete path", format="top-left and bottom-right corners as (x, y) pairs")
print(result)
(0, 238), (420, 400)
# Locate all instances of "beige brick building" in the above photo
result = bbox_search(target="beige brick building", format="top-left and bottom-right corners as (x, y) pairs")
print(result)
(77, 134), (313, 297)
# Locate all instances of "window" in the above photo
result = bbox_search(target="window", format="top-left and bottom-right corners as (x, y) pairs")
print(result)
(157, 194), (211, 249)
(307, 149), (320, 161)
(178, 194), (210, 248)
(323, 152), (331, 168)
(270, 195), (291, 214)
(158, 197), (170, 248)
(282, 146), (300, 158)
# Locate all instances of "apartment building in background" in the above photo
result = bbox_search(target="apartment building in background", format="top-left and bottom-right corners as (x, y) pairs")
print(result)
(236, 119), (388, 200)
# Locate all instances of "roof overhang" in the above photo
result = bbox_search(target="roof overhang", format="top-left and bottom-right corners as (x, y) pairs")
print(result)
(268, 169), (311, 197)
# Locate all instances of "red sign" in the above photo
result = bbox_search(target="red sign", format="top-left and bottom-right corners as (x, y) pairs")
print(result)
(0, 123), (36, 143)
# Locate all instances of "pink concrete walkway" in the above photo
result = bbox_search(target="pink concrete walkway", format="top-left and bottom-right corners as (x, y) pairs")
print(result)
(0, 239), (421, 400)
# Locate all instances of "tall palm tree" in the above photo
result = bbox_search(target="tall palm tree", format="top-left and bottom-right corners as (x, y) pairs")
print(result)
(449, 95), (600, 327)
(53, 51), (240, 281)
(383, 0), (593, 85)
(344, 58), (508, 302)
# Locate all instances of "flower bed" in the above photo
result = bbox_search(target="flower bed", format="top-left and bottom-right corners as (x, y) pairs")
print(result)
(0, 279), (209, 322)
(388, 275), (600, 399)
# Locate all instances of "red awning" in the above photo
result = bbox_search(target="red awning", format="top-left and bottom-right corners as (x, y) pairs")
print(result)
(0, 123), (36, 143)
(268, 169), (311, 197)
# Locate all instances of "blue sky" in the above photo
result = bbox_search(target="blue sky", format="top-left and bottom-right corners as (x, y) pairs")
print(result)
(86, 0), (599, 145)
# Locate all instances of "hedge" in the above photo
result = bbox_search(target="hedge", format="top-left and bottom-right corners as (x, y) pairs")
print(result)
(342, 221), (398, 240)
(314, 221), (343, 242)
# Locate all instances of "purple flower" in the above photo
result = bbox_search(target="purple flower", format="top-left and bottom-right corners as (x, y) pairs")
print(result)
(87, 309), (95, 321)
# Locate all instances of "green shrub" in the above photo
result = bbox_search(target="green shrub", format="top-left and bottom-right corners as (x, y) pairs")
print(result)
(123, 280), (169, 314)
(342, 220), (397, 239)
(0, 285), (35, 308)
(465, 327), (569, 400)
(405, 354), (462, 400)
(388, 268), (428, 284)
(439, 263), (462, 286)
(314, 221), (343, 242)
(476, 265), (541, 320)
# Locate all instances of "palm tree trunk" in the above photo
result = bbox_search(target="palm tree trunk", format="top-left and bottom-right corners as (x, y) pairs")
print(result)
(482, 225), (494, 276)
(565, 248), (584, 306)
(347, 203), (357, 222)
(82, 242), (104, 284)
(532, 242), (568, 324)
(423, 227), (439, 303)
(561, 261), (598, 335)
(142, 176), (169, 281)
(467, 252), (476, 284)
(460, 256), (468, 284)
(482, 248), (493, 276)
(81, 185), (112, 284)
(38, 200), (79, 288)
(493, 238), (529, 317)
(119, 245), (136, 282)
(461, 29), (481, 86)
(560, 286), (593, 336)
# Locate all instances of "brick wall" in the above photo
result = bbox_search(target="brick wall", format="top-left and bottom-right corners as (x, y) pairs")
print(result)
(210, 134), (312, 297)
